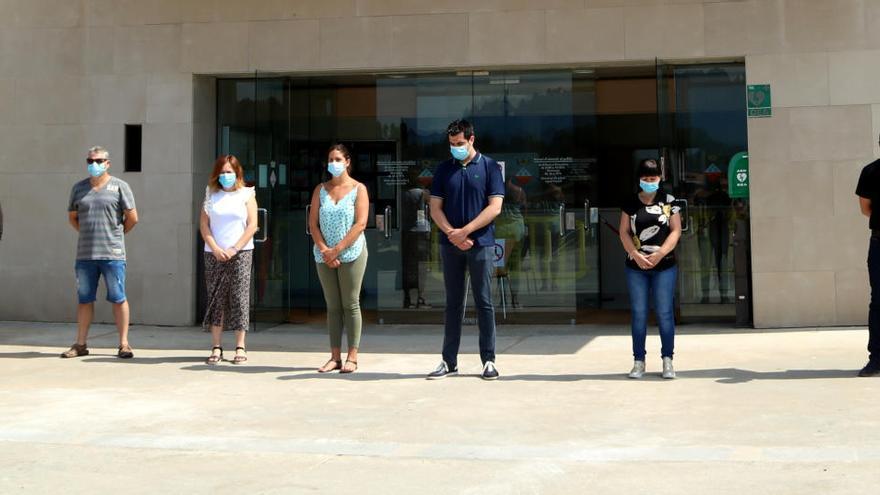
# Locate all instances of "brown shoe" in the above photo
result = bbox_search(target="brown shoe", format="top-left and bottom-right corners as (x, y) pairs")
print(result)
(117, 344), (134, 359)
(61, 343), (89, 358)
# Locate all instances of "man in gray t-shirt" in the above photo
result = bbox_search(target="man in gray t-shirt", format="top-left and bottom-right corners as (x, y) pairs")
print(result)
(61, 146), (139, 359)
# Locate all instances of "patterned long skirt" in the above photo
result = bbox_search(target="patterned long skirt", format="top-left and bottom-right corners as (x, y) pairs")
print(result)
(203, 250), (252, 332)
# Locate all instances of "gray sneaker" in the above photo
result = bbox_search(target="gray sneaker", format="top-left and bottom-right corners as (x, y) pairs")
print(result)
(662, 357), (675, 379)
(426, 361), (458, 380)
(628, 360), (645, 379)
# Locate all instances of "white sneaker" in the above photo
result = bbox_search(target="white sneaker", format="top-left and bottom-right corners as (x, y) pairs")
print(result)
(662, 357), (675, 379)
(628, 360), (645, 379)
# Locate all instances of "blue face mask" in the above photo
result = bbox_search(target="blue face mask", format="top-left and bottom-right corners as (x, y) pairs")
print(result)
(639, 180), (660, 193)
(450, 144), (469, 161)
(87, 163), (106, 178)
(218, 172), (237, 189)
(328, 161), (346, 177)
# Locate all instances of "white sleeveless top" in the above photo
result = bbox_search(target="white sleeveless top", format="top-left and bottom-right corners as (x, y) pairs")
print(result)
(203, 186), (255, 252)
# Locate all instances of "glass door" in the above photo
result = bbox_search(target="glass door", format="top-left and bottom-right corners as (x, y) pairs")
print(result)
(472, 71), (587, 324)
(245, 74), (292, 330)
(373, 73), (467, 324)
(656, 60), (751, 325)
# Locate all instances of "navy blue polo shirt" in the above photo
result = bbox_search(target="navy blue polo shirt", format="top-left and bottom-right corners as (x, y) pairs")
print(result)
(430, 152), (505, 247)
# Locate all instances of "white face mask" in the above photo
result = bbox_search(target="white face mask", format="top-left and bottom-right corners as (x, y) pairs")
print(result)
(328, 161), (346, 177)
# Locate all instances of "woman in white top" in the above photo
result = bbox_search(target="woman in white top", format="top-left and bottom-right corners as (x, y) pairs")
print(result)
(200, 155), (258, 365)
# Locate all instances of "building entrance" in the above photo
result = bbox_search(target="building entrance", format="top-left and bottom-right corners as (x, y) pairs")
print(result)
(207, 62), (751, 328)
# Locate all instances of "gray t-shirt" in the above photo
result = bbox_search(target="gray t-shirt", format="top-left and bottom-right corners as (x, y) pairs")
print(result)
(68, 176), (136, 261)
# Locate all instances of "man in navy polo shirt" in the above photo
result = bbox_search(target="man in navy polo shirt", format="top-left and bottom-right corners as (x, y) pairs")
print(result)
(426, 120), (505, 381)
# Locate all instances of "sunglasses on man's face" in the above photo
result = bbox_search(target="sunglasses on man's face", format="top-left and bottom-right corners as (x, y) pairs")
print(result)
(86, 158), (108, 164)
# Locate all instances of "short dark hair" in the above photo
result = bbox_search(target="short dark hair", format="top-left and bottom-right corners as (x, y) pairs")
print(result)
(637, 159), (662, 179)
(446, 119), (474, 140)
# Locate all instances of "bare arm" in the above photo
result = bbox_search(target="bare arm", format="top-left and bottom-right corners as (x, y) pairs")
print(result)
(618, 211), (637, 256)
(448, 196), (503, 246)
(461, 196), (504, 236)
(656, 213), (682, 256)
(123, 208), (138, 234)
(199, 210), (221, 252)
(429, 196), (453, 235)
(430, 196), (473, 250)
(309, 184), (330, 251)
(68, 211), (79, 232)
(618, 211), (654, 270)
(860, 197), (872, 217)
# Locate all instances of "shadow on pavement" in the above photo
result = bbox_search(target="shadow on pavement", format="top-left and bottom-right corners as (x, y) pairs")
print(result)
(503, 368), (857, 384)
(181, 364), (313, 374)
(0, 351), (61, 359)
(277, 372), (427, 381)
(82, 356), (206, 364)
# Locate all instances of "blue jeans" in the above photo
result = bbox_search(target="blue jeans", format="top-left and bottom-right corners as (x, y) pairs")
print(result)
(75, 260), (127, 304)
(440, 244), (497, 368)
(868, 238), (880, 361)
(626, 265), (677, 360)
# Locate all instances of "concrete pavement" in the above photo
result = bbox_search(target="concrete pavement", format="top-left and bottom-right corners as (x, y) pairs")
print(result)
(1, 321), (879, 494)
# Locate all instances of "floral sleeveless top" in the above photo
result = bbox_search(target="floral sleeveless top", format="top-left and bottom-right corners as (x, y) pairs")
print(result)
(313, 184), (365, 264)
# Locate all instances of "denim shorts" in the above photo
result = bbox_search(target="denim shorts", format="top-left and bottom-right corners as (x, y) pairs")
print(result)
(75, 260), (127, 304)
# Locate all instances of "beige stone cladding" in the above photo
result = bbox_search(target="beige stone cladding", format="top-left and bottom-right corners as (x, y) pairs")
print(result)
(0, 0), (877, 327)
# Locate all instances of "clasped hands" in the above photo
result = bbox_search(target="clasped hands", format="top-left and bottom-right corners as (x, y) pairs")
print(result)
(447, 227), (473, 251)
(320, 246), (342, 268)
(212, 247), (238, 262)
(630, 250), (665, 270)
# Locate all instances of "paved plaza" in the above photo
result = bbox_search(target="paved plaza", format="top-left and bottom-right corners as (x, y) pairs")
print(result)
(1, 321), (878, 494)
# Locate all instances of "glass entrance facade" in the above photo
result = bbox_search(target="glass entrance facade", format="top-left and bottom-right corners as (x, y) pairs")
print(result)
(208, 62), (750, 328)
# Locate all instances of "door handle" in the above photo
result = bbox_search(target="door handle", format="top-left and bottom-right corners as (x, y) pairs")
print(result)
(305, 204), (311, 237)
(255, 208), (268, 243)
(584, 200), (591, 232)
(384, 205), (392, 240)
(558, 203), (565, 237)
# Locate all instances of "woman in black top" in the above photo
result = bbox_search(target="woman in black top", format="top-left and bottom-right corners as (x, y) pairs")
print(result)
(618, 159), (682, 379)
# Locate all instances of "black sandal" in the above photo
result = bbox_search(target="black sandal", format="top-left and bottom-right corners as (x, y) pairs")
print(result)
(232, 346), (247, 365)
(341, 359), (358, 374)
(206, 346), (223, 365)
(318, 359), (342, 373)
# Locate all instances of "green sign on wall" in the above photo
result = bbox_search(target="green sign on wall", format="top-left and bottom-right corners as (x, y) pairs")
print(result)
(728, 151), (749, 198)
(747, 84), (771, 118)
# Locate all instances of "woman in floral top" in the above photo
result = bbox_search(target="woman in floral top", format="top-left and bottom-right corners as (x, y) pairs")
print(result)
(618, 159), (682, 379)
(310, 144), (369, 374)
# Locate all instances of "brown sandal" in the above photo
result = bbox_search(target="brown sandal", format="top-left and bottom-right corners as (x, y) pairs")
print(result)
(318, 359), (342, 373)
(341, 359), (358, 374)
(61, 343), (89, 359)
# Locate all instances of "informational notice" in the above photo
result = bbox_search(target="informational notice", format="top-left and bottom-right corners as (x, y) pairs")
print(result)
(534, 157), (596, 184)
(535, 157), (571, 184)
(378, 160), (415, 186)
